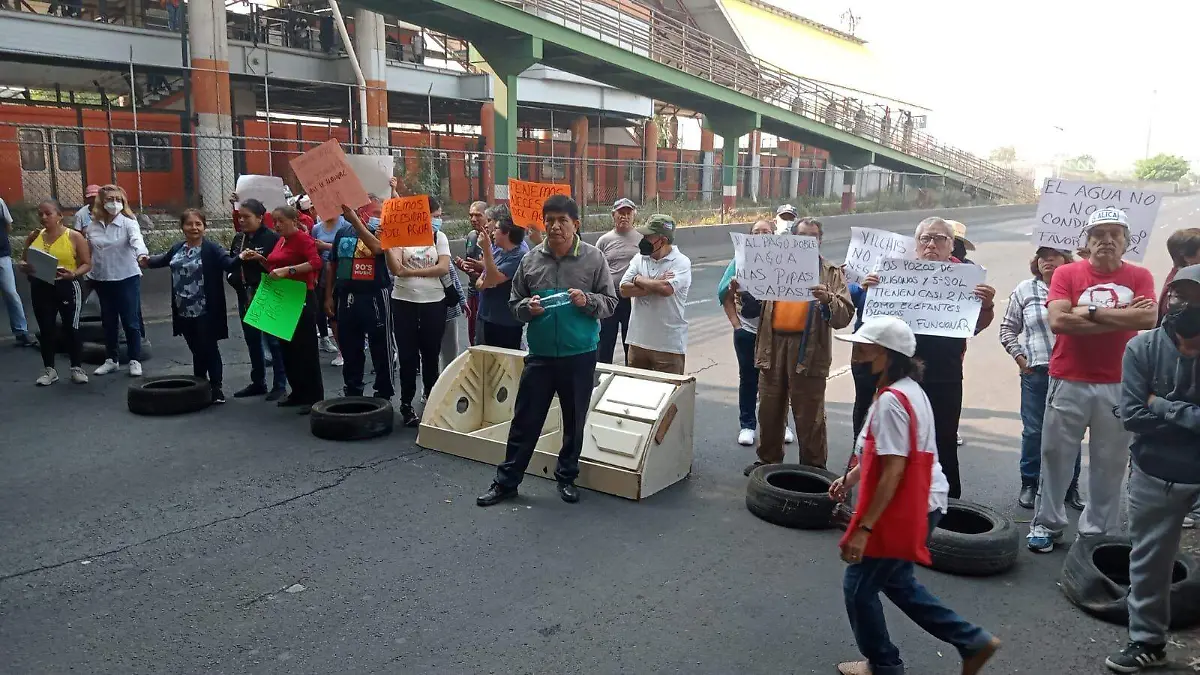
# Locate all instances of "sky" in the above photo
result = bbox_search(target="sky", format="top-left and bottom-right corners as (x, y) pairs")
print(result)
(765, 0), (1198, 173)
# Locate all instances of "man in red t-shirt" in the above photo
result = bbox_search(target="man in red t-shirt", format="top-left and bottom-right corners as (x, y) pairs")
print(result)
(1027, 208), (1158, 553)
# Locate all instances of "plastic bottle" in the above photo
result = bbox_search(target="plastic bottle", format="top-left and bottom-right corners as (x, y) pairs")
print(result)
(539, 291), (572, 309)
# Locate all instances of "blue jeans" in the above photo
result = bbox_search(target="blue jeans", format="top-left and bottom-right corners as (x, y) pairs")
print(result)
(843, 511), (993, 675)
(94, 275), (142, 361)
(733, 328), (758, 430)
(0, 256), (30, 338)
(1020, 367), (1081, 486)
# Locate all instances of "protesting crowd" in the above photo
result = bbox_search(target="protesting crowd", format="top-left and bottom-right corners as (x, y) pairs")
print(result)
(2, 171), (1200, 674)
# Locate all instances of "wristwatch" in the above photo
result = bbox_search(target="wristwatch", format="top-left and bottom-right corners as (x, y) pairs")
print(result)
(288, 266), (297, 277)
(1088, 304), (1098, 319)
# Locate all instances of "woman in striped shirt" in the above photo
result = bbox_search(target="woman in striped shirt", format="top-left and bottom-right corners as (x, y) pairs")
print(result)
(998, 247), (1083, 511)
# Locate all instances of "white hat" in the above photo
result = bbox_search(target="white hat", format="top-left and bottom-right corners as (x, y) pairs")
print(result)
(611, 198), (636, 212)
(1086, 208), (1129, 231)
(776, 204), (798, 218)
(297, 195), (313, 211)
(835, 316), (917, 357)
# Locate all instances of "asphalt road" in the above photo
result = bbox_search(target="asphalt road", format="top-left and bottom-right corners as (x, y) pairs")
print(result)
(3, 196), (1200, 674)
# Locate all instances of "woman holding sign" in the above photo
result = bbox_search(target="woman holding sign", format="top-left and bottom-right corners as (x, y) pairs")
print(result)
(20, 199), (92, 386)
(239, 206), (325, 414)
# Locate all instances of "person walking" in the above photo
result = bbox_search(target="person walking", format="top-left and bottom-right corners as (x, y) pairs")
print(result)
(1105, 303), (1200, 672)
(139, 209), (236, 403)
(718, 220), (774, 446)
(20, 200), (91, 385)
(238, 206), (324, 413)
(325, 205), (393, 399)
(228, 199), (288, 400)
(619, 214), (692, 374)
(998, 247), (1084, 510)
(474, 211), (527, 349)
(0, 195), (38, 348)
(595, 198), (640, 364)
(829, 316), (1001, 675)
(1027, 208), (1157, 553)
(744, 217), (854, 475)
(476, 194), (617, 507)
(84, 185), (148, 376)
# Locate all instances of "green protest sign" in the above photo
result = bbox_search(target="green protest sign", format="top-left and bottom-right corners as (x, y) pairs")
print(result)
(244, 277), (308, 340)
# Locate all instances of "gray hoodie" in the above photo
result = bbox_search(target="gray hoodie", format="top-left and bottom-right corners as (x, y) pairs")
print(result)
(1121, 314), (1200, 484)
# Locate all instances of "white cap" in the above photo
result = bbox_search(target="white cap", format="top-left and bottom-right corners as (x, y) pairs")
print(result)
(1086, 208), (1129, 230)
(297, 195), (313, 211)
(835, 316), (917, 357)
(776, 204), (798, 218)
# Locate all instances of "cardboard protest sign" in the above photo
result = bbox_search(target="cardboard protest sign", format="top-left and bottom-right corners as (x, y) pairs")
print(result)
(730, 232), (821, 301)
(1033, 178), (1162, 262)
(844, 227), (914, 284)
(508, 179), (570, 231)
(243, 277), (308, 341)
(234, 174), (289, 212)
(863, 258), (986, 338)
(289, 139), (371, 221)
(345, 154), (394, 199)
(379, 196), (433, 249)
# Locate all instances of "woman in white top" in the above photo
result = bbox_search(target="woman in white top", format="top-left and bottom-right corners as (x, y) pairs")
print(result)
(829, 316), (999, 675)
(387, 195), (451, 427)
(83, 184), (148, 377)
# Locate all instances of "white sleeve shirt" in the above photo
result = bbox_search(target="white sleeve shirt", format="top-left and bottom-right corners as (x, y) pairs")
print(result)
(625, 247), (692, 355)
(85, 214), (148, 281)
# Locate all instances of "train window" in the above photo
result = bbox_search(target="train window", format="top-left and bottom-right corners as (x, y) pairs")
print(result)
(111, 132), (172, 172)
(541, 158), (566, 181)
(18, 129), (47, 172)
(55, 131), (82, 172)
(390, 148), (404, 175)
(657, 164), (668, 182)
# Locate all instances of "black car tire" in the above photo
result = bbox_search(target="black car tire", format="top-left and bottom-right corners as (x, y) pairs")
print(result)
(128, 375), (212, 416)
(81, 337), (153, 365)
(1060, 535), (1200, 629)
(310, 397), (395, 441)
(745, 463), (839, 529)
(925, 499), (1020, 576)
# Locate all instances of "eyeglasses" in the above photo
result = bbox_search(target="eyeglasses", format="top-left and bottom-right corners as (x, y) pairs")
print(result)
(917, 234), (951, 245)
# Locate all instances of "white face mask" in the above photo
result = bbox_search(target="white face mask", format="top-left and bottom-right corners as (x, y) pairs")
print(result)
(104, 200), (123, 215)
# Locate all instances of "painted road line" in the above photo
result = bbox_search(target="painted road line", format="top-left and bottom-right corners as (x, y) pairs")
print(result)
(685, 299), (710, 306)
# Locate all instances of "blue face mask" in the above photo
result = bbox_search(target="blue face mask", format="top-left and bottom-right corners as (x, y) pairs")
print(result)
(431, 217), (443, 232)
(367, 216), (380, 232)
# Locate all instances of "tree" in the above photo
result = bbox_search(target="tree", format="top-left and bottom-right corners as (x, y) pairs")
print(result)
(989, 146), (1017, 167)
(1134, 153), (1191, 182)
(1062, 154), (1096, 172)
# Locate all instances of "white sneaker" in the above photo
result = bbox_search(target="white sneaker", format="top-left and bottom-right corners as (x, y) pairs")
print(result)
(1185, 516), (1197, 530)
(784, 427), (795, 444)
(70, 367), (89, 384)
(319, 336), (338, 353)
(128, 360), (143, 377)
(94, 359), (119, 376)
(332, 354), (344, 367)
(36, 367), (59, 386)
(737, 428), (756, 446)
(957, 434), (964, 446)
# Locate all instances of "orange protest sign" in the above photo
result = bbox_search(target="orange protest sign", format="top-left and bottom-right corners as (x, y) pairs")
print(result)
(289, 139), (371, 221)
(379, 196), (433, 249)
(508, 179), (570, 231)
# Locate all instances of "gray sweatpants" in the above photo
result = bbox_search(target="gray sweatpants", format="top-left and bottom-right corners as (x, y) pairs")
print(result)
(1031, 378), (1130, 536)
(1128, 462), (1200, 644)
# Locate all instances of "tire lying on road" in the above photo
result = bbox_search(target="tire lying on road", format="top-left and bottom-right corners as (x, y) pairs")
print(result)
(745, 463), (839, 529)
(310, 397), (395, 441)
(1060, 535), (1200, 629)
(925, 499), (1020, 576)
(128, 375), (212, 416)
(80, 337), (153, 365)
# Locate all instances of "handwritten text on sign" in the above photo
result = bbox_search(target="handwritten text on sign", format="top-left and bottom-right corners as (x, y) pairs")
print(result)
(1033, 179), (1162, 262)
(289, 139), (371, 222)
(379, 196), (432, 249)
(843, 226), (914, 284)
(243, 277), (308, 341)
(864, 258), (986, 338)
(508, 179), (570, 231)
(731, 233), (820, 301)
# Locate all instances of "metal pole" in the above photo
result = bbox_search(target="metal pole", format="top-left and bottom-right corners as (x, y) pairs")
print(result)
(130, 47), (144, 213)
(264, 48), (272, 174)
(1144, 89), (1156, 159)
(328, 0), (368, 149)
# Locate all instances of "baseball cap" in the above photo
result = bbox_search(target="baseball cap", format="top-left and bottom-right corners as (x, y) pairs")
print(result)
(637, 214), (677, 243)
(612, 198), (636, 212)
(776, 204), (798, 218)
(1086, 208), (1129, 232)
(1168, 264), (1200, 289)
(946, 219), (975, 251)
(835, 316), (917, 357)
(297, 195), (313, 211)
(85, 184), (100, 198)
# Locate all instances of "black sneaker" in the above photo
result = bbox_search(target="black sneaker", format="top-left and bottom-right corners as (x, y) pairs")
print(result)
(211, 387), (226, 404)
(401, 404), (419, 427)
(265, 388), (286, 402)
(476, 483), (518, 507)
(557, 483), (580, 503)
(14, 334), (39, 348)
(234, 383), (267, 398)
(1105, 641), (1167, 673)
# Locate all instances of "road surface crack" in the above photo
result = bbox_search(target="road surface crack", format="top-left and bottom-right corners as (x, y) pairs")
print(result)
(689, 357), (718, 376)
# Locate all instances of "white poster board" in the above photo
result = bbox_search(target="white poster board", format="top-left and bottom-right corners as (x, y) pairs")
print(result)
(731, 232), (821, 301)
(1033, 178), (1163, 262)
(234, 175), (289, 212)
(843, 227), (915, 285)
(345, 154), (395, 199)
(863, 258), (986, 338)
(26, 247), (61, 284)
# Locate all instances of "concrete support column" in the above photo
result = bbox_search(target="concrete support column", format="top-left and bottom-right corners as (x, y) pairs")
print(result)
(354, 9), (389, 152)
(643, 119), (658, 204)
(748, 129), (761, 203)
(471, 37), (542, 204)
(570, 115), (589, 202)
(188, 0), (234, 210)
(700, 125), (715, 202)
(721, 136), (739, 213)
(480, 102), (496, 202)
(841, 169), (857, 213)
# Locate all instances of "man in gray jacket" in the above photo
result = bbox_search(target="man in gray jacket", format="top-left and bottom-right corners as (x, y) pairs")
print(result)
(1108, 296), (1200, 672)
